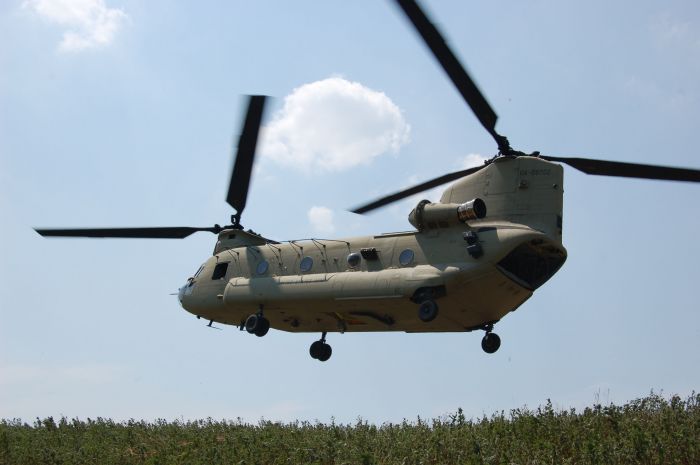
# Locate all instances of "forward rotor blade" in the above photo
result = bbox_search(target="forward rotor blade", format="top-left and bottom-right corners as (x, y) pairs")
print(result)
(34, 226), (221, 239)
(540, 156), (700, 183)
(226, 95), (267, 219)
(394, 0), (509, 152)
(352, 164), (485, 214)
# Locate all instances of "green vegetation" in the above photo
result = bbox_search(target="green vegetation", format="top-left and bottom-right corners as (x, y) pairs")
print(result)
(1, 392), (698, 465)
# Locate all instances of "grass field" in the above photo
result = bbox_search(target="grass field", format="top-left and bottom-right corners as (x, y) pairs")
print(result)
(1, 392), (698, 464)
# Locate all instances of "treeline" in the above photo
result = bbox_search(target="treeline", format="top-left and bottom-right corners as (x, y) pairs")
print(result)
(1, 392), (698, 464)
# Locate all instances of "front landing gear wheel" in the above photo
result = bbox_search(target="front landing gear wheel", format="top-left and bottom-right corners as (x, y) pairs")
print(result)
(309, 333), (332, 362)
(481, 332), (501, 354)
(254, 318), (270, 337)
(418, 299), (438, 322)
(245, 314), (270, 337)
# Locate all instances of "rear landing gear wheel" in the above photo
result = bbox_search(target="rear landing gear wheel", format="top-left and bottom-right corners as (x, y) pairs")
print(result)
(318, 343), (332, 361)
(481, 332), (501, 354)
(245, 313), (270, 337)
(309, 341), (324, 359)
(418, 299), (438, 322)
(309, 333), (332, 362)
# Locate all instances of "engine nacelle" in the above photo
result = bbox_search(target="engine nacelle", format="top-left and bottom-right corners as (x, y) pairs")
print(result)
(408, 198), (486, 231)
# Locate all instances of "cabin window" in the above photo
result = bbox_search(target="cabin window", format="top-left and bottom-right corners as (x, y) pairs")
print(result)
(256, 260), (269, 275)
(347, 252), (361, 269)
(399, 249), (414, 266)
(300, 256), (313, 273)
(211, 262), (229, 280)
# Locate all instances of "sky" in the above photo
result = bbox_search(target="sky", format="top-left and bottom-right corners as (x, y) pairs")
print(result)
(1, 0), (699, 424)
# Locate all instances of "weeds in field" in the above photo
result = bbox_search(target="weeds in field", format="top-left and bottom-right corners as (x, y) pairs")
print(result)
(1, 392), (697, 464)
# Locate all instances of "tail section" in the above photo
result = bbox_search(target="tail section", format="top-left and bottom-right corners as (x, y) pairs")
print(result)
(440, 156), (564, 242)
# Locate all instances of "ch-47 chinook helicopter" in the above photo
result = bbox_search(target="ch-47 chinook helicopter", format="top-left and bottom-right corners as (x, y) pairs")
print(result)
(36, 0), (700, 362)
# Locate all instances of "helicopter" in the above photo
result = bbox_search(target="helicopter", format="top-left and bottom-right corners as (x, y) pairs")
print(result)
(35, 0), (700, 362)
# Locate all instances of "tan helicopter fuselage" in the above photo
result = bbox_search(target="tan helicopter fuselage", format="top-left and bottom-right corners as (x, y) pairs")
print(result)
(178, 156), (567, 334)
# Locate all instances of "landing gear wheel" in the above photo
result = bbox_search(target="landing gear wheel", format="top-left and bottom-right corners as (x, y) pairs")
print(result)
(245, 314), (270, 337)
(418, 299), (438, 322)
(309, 340), (324, 359)
(309, 333), (332, 362)
(254, 317), (270, 337)
(318, 343), (332, 362)
(481, 332), (501, 354)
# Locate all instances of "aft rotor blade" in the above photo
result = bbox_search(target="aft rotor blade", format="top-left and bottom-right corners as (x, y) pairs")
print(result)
(352, 164), (485, 214)
(226, 95), (267, 219)
(394, 0), (510, 152)
(34, 226), (222, 239)
(540, 156), (700, 183)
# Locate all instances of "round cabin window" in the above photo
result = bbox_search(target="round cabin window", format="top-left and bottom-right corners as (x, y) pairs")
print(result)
(300, 256), (313, 273)
(256, 260), (269, 275)
(347, 252), (361, 269)
(399, 249), (415, 266)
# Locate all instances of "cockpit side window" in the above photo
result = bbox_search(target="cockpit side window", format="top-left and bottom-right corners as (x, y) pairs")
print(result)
(211, 262), (229, 280)
(193, 265), (205, 278)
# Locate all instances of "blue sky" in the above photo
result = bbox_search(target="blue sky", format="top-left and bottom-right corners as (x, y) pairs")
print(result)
(1, 0), (699, 423)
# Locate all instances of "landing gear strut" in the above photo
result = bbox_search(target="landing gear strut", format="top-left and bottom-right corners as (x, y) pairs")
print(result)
(480, 324), (501, 354)
(245, 306), (270, 337)
(309, 332), (332, 362)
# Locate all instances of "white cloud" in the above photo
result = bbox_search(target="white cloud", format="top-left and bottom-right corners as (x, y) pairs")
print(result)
(24, 0), (128, 52)
(651, 13), (699, 51)
(622, 75), (690, 110)
(457, 153), (488, 169)
(307, 206), (335, 235)
(260, 77), (410, 173)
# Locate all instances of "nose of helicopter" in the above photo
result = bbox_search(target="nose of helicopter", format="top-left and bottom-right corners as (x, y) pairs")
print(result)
(177, 285), (186, 306)
(177, 279), (194, 311)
